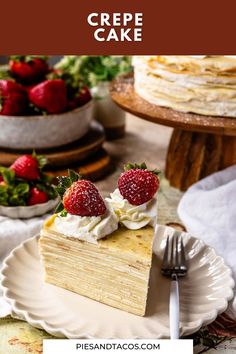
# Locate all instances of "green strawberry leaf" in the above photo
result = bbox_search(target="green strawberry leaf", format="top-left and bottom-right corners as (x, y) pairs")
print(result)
(0, 185), (9, 206)
(36, 183), (57, 200)
(54, 169), (83, 213)
(57, 176), (72, 189)
(37, 155), (48, 170)
(60, 209), (68, 217)
(68, 169), (81, 183)
(54, 185), (66, 198)
(152, 169), (161, 176)
(56, 170), (82, 199)
(124, 163), (134, 171)
(48, 188), (57, 200)
(55, 201), (64, 214)
(123, 162), (161, 176)
(9, 194), (26, 206)
(0, 199), (8, 206)
(32, 151), (47, 170)
(40, 174), (54, 183)
(14, 183), (30, 196)
(36, 183), (47, 193)
(0, 167), (15, 185)
(140, 162), (147, 170)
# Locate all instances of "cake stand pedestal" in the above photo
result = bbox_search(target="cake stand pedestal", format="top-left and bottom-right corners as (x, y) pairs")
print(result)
(111, 75), (236, 191)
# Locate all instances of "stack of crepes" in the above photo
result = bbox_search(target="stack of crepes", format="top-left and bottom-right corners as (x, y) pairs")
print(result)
(133, 56), (236, 117)
(40, 215), (154, 316)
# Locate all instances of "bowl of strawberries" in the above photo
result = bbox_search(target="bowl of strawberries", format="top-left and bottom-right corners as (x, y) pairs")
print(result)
(0, 56), (93, 150)
(0, 152), (58, 219)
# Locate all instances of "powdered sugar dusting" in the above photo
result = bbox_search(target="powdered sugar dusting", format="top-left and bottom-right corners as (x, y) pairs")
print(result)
(63, 180), (106, 216)
(118, 169), (159, 206)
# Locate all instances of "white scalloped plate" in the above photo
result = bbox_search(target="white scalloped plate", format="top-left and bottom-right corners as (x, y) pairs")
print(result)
(1, 226), (235, 339)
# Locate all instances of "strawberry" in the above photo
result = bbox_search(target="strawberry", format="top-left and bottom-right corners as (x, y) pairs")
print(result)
(11, 154), (40, 180)
(24, 84), (36, 94)
(0, 175), (3, 182)
(75, 86), (91, 107)
(56, 170), (106, 217)
(28, 187), (48, 205)
(67, 86), (91, 111)
(63, 180), (106, 217)
(0, 80), (27, 116)
(9, 56), (49, 84)
(118, 163), (160, 206)
(29, 79), (67, 114)
(67, 99), (77, 111)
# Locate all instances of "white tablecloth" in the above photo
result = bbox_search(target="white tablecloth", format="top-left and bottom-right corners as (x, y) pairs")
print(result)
(178, 165), (236, 319)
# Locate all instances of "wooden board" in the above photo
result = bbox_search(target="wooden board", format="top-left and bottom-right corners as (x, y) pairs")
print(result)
(0, 122), (105, 167)
(47, 148), (112, 181)
(111, 75), (236, 136)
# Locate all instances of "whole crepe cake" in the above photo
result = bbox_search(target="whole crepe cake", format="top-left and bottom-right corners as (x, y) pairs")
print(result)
(133, 55), (236, 117)
(39, 164), (160, 316)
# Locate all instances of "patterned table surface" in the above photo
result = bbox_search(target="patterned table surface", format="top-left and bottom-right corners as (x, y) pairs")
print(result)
(0, 114), (235, 353)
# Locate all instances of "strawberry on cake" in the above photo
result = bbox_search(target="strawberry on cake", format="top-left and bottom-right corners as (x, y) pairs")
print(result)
(107, 163), (159, 230)
(39, 164), (159, 316)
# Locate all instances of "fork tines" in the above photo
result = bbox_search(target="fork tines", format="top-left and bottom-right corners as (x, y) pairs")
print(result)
(161, 231), (187, 278)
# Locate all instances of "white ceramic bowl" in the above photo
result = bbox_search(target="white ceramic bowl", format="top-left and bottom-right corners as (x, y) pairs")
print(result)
(0, 100), (94, 150)
(0, 197), (59, 219)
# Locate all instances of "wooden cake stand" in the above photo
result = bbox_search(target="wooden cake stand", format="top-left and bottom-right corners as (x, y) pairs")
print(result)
(111, 75), (236, 191)
(0, 122), (112, 181)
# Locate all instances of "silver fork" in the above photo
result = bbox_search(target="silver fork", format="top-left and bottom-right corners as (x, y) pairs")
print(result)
(161, 231), (187, 339)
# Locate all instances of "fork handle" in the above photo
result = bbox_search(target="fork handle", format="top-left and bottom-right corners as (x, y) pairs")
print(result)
(170, 276), (179, 339)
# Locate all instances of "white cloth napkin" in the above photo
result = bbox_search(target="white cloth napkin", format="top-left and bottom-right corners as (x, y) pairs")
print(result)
(0, 214), (50, 317)
(178, 165), (236, 319)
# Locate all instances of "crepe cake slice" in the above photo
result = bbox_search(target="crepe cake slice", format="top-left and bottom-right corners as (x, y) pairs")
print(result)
(39, 164), (159, 316)
(40, 216), (154, 316)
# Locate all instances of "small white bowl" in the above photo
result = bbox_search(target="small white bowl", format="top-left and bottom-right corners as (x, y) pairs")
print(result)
(0, 100), (94, 149)
(0, 197), (59, 219)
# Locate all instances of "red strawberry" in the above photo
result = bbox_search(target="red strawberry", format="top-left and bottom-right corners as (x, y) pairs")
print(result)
(24, 84), (36, 94)
(9, 56), (49, 84)
(0, 175), (3, 182)
(0, 80), (27, 116)
(29, 79), (67, 114)
(67, 98), (77, 111)
(63, 180), (106, 217)
(67, 86), (91, 111)
(11, 154), (40, 180)
(118, 163), (160, 206)
(75, 86), (91, 107)
(28, 187), (48, 205)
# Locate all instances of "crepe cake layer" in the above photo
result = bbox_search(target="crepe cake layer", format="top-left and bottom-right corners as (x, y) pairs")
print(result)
(133, 56), (236, 117)
(39, 215), (154, 316)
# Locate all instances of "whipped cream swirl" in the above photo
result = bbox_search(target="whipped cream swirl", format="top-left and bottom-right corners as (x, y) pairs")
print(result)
(106, 189), (158, 230)
(54, 202), (119, 244)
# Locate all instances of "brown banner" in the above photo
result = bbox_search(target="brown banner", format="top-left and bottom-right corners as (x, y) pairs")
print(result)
(1, 0), (236, 54)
